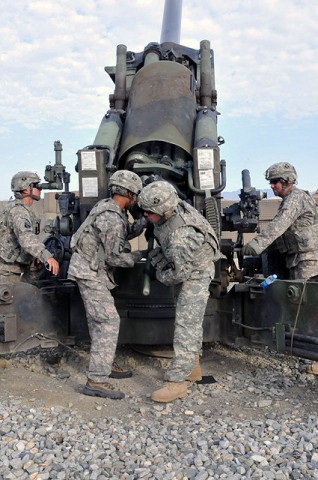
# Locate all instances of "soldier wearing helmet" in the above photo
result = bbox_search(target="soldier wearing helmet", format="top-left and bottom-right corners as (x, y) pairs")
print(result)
(265, 162), (298, 189)
(0, 171), (59, 283)
(138, 181), (220, 403)
(68, 169), (147, 400)
(243, 162), (318, 280)
(137, 180), (179, 220)
(11, 171), (42, 201)
(108, 169), (142, 197)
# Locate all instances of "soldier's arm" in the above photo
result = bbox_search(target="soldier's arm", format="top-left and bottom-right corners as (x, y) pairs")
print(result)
(127, 217), (148, 240)
(156, 227), (204, 285)
(248, 197), (305, 254)
(11, 210), (54, 264)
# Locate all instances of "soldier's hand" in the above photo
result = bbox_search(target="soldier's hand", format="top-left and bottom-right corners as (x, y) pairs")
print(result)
(33, 258), (42, 270)
(131, 250), (148, 262)
(46, 257), (60, 276)
(242, 244), (257, 256)
(132, 217), (148, 236)
(145, 223), (154, 242)
(149, 247), (164, 267)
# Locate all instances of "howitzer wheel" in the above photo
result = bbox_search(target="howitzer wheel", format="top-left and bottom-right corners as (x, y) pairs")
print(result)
(59, 216), (73, 236)
(44, 235), (65, 264)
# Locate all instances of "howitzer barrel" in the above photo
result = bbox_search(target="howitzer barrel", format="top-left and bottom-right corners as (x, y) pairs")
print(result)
(200, 40), (213, 107)
(114, 44), (127, 110)
(160, 0), (183, 44)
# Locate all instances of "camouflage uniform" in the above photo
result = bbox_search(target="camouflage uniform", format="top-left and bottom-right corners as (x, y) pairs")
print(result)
(68, 198), (142, 383)
(150, 200), (219, 382)
(248, 187), (318, 279)
(0, 200), (53, 284)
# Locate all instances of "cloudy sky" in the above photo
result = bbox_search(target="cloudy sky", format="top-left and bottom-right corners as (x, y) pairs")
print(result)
(1, 0), (318, 200)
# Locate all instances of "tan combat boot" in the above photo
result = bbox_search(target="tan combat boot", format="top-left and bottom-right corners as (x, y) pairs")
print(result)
(151, 381), (188, 402)
(186, 354), (202, 382)
(306, 361), (318, 375)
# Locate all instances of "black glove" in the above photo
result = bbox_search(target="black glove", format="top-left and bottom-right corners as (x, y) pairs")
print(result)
(132, 249), (149, 262)
(242, 244), (257, 256)
(129, 217), (148, 238)
(145, 223), (154, 242)
(149, 247), (164, 267)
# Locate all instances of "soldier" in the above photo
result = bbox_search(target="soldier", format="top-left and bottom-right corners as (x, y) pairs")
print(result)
(68, 170), (146, 400)
(138, 180), (220, 403)
(0, 171), (59, 283)
(242, 162), (318, 280)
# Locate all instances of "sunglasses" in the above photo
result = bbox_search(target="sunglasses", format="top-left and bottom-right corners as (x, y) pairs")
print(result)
(269, 178), (281, 185)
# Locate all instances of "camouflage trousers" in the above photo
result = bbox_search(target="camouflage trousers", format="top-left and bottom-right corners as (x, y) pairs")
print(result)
(0, 261), (41, 285)
(166, 276), (211, 382)
(289, 260), (318, 280)
(76, 278), (120, 382)
(0, 261), (22, 283)
(0, 272), (21, 284)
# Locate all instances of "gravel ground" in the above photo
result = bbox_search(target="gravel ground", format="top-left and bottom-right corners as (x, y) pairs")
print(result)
(1, 343), (318, 479)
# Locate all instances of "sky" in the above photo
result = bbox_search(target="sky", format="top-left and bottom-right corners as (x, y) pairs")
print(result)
(1, 0), (318, 200)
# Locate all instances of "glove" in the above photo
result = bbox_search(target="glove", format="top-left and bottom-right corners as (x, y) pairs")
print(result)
(131, 217), (148, 237)
(139, 249), (149, 259)
(145, 223), (154, 242)
(122, 241), (132, 253)
(132, 249), (149, 262)
(149, 247), (164, 267)
(242, 244), (257, 256)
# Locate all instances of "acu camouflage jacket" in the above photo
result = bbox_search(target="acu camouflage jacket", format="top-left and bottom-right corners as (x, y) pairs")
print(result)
(249, 187), (318, 268)
(0, 200), (52, 268)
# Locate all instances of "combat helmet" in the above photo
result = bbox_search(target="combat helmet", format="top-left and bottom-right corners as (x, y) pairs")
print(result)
(265, 162), (297, 183)
(11, 171), (41, 198)
(138, 181), (179, 216)
(109, 170), (142, 196)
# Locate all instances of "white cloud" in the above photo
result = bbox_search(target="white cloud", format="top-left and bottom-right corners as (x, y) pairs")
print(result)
(1, 0), (318, 133)
(182, 0), (318, 118)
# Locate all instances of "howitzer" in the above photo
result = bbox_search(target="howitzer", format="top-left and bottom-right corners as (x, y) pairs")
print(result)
(2, 0), (318, 365)
(221, 169), (267, 275)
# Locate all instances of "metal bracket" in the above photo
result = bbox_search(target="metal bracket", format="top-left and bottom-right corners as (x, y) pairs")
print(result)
(0, 314), (17, 342)
(275, 323), (286, 352)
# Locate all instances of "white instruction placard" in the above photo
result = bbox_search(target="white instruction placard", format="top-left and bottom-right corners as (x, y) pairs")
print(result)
(81, 151), (97, 170)
(199, 170), (215, 189)
(82, 177), (98, 197)
(197, 149), (215, 170)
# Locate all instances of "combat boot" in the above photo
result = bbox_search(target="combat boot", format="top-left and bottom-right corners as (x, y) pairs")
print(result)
(186, 354), (202, 382)
(306, 361), (318, 375)
(83, 380), (125, 399)
(109, 362), (133, 379)
(151, 381), (188, 403)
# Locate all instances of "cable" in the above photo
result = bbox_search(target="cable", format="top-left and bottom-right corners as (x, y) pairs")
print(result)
(289, 279), (308, 357)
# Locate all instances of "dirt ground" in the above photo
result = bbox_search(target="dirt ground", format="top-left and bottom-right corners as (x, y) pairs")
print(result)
(0, 345), (318, 420)
(1, 343), (318, 423)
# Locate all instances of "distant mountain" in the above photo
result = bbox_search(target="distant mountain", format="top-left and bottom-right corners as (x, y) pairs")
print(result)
(221, 191), (240, 200)
(221, 189), (274, 200)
